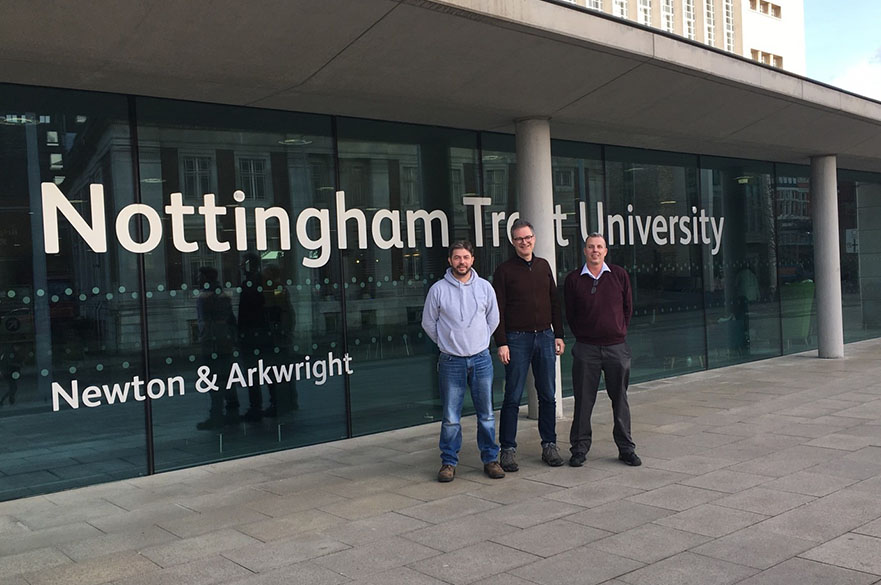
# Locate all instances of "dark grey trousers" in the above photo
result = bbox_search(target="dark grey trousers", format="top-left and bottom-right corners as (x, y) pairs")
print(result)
(569, 341), (635, 455)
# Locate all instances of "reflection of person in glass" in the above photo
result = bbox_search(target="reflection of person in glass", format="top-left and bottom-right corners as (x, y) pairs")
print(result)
(493, 219), (566, 472)
(422, 241), (505, 483)
(733, 262), (759, 353)
(238, 253), (294, 421)
(564, 233), (641, 467)
(261, 262), (297, 415)
(195, 266), (240, 430)
(238, 253), (269, 422)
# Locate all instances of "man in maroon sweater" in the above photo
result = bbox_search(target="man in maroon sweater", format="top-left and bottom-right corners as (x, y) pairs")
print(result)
(493, 219), (566, 471)
(564, 233), (641, 467)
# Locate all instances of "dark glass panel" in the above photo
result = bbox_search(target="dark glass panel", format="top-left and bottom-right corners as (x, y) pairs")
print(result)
(838, 169), (881, 343)
(605, 147), (705, 381)
(551, 139), (604, 395)
(337, 118), (480, 435)
(699, 156), (781, 366)
(0, 84), (145, 500)
(134, 98), (345, 470)
(775, 164), (816, 354)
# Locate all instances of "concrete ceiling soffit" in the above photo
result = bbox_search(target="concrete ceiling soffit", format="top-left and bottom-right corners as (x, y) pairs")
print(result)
(555, 64), (794, 138)
(260, 2), (646, 121)
(728, 105), (881, 156)
(0, 0), (400, 100)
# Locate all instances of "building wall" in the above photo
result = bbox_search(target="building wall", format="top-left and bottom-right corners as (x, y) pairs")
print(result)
(0, 82), (879, 502)
(560, 0), (805, 73)
(741, 0), (806, 74)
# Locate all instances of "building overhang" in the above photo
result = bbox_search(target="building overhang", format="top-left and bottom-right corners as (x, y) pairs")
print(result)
(2, 0), (880, 172)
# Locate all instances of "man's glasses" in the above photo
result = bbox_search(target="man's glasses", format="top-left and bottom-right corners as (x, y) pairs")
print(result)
(591, 280), (598, 294)
(512, 235), (534, 244)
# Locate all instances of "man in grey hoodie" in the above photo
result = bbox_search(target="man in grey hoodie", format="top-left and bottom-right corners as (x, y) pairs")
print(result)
(422, 241), (505, 482)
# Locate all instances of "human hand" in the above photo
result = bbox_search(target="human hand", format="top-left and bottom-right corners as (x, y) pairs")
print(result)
(555, 339), (565, 356)
(498, 345), (510, 365)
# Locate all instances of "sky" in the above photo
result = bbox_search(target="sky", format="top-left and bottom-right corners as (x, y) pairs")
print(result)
(804, 0), (881, 101)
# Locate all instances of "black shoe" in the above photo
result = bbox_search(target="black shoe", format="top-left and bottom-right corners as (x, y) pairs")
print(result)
(619, 451), (642, 466)
(569, 452), (587, 467)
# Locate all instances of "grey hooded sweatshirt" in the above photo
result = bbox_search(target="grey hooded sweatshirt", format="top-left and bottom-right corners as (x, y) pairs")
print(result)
(422, 267), (500, 357)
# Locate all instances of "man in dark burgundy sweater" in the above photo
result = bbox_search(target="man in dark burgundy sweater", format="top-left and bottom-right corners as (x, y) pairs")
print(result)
(564, 233), (641, 467)
(493, 219), (566, 471)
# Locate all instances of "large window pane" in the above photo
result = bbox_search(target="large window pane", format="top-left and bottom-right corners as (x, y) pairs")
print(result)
(551, 139), (604, 395)
(134, 99), (345, 470)
(0, 84), (145, 500)
(839, 169), (881, 343)
(605, 147), (705, 381)
(700, 156), (781, 367)
(775, 164), (816, 353)
(338, 119), (480, 435)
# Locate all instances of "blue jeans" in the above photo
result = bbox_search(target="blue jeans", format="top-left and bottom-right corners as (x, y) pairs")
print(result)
(438, 349), (500, 466)
(499, 329), (557, 450)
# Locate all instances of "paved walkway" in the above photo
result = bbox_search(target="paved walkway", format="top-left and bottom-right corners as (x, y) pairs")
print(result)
(3, 340), (881, 585)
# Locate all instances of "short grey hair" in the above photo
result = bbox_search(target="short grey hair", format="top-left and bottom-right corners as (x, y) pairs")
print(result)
(510, 218), (534, 237)
(584, 232), (606, 246)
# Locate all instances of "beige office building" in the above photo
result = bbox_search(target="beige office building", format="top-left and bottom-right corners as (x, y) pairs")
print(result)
(565, 0), (805, 73)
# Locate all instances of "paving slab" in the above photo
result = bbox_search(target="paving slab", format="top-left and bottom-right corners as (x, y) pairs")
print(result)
(691, 524), (817, 569)
(398, 493), (500, 523)
(222, 532), (350, 573)
(511, 546), (644, 585)
(478, 498), (585, 528)
(21, 550), (159, 585)
(401, 515), (518, 552)
(799, 533), (881, 575)
(490, 518), (611, 557)
(678, 469), (770, 493)
(409, 540), (539, 585)
(313, 535), (439, 579)
(713, 486), (815, 515)
(564, 499), (674, 533)
(734, 557), (878, 585)
(626, 484), (723, 511)
(653, 503), (767, 537)
(588, 523), (712, 564)
(616, 551), (758, 585)
(317, 511), (430, 545)
(223, 560), (349, 585)
(237, 508), (345, 542)
(105, 556), (252, 585)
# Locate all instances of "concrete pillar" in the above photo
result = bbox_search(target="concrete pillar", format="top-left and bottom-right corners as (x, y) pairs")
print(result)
(811, 155), (844, 358)
(515, 117), (564, 419)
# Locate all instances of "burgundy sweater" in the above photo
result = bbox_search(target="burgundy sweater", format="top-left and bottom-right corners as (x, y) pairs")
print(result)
(492, 255), (564, 347)
(564, 264), (632, 346)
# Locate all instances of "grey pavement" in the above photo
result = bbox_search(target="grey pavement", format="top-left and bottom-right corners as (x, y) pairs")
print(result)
(3, 339), (881, 585)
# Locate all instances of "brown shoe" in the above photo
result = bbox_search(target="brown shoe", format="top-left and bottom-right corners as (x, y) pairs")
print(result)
(484, 461), (506, 479)
(437, 464), (456, 482)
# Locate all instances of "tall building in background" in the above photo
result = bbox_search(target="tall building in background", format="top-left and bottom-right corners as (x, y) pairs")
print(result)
(569, 0), (805, 74)
(741, 0), (805, 74)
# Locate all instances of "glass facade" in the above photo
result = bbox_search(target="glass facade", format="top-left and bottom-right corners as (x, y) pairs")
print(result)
(2, 81), (881, 501)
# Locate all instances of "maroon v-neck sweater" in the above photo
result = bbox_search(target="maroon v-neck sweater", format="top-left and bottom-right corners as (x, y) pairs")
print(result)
(564, 264), (632, 346)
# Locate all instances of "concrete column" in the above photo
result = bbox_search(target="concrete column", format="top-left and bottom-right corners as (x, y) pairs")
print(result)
(515, 117), (564, 419)
(811, 155), (844, 358)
